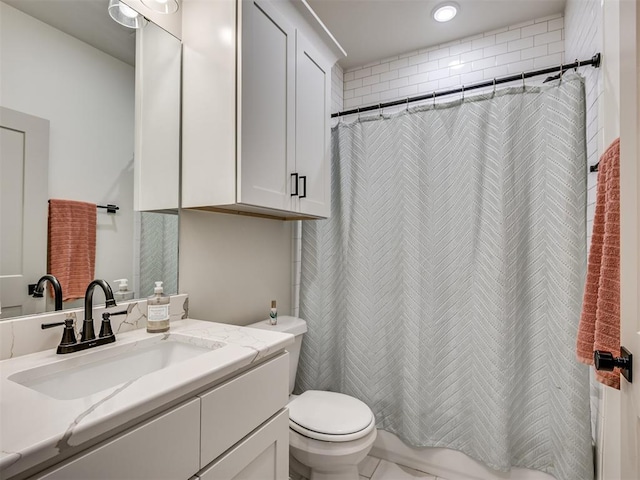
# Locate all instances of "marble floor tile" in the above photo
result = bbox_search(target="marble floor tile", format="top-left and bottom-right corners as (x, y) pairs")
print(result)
(359, 455), (382, 478)
(370, 459), (437, 480)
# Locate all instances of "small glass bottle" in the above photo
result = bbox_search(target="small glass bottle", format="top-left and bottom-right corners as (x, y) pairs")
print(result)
(147, 281), (170, 333)
(269, 300), (277, 325)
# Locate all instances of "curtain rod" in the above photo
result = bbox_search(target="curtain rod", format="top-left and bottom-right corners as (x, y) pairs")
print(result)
(332, 53), (601, 118)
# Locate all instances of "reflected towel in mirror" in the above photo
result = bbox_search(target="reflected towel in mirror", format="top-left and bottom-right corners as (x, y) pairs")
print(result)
(47, 199), (96, 302)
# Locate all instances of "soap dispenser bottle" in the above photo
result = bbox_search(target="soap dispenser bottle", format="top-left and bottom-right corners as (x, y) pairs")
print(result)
(113, 279), (134, 302)
(147, 281), (170, 333)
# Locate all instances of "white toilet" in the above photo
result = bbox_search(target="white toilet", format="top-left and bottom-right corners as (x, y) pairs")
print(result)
(248, 316), (376, 480)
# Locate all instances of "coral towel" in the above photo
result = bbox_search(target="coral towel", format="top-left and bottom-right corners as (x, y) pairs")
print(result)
(576, 138), (621, 389)
(48, 199), (96, 302)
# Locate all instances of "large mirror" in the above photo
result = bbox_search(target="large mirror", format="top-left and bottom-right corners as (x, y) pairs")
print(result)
(0, 0), (180, 319)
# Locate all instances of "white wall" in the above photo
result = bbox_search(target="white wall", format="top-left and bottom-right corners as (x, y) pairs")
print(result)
(565, 0), (602, 253)
(341, 13), (565, 112)
(596, 2), (625, 478)
(179, 210), (292, 325)
(564, 0), (604, 462)
(0, 3), (135, 305)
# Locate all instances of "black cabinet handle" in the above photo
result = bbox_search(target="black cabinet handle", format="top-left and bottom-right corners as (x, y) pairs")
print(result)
(299, 175), (307, 199)
(291, 173), (299, 196)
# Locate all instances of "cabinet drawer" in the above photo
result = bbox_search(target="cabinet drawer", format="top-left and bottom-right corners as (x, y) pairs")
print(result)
(198, 409), (289, 480)
(35, 398), (200, 480)
(199, 353), (288, 468)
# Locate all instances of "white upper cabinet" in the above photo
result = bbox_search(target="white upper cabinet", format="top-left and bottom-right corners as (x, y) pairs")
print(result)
(294, 31), (331, 218)
(239, 0), (296, 213)
(181, 0), (343, 220)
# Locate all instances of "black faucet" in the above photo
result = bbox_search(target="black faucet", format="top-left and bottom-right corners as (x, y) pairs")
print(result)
(82, 279), (117, 342)
(32, 274), (63, 311)
(41, 279), (126, 354)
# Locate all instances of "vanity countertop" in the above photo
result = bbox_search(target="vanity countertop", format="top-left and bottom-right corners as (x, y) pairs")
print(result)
(0, 319), (294, 479)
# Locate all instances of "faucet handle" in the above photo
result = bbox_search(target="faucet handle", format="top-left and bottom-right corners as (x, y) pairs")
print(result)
(60, 318), (77, 346)
(103, 309), (129, 318)
(41, 321), (65, 329)
(42, 318), (77, 347)
(99, 309), (127, 338)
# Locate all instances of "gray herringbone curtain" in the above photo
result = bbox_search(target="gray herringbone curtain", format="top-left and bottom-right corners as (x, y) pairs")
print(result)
(298, 74), (592, 480)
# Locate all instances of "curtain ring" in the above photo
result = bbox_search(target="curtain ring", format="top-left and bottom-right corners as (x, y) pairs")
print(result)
(433, 91), (436, 107)
(461, 85), (465, 101)
(378, 103), (382, 118)
(406, 97), (410, 111)
(521, 72), (525, 90)
(357, 107), (361, 121)
(574, 58), (579, 72)
(559, 62), (564, 83)
(493, 78), (496, 95)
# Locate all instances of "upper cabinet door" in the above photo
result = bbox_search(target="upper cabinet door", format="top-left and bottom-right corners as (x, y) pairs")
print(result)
(239, 0), (296, 212)
(295, 31), (331, 218)
(134, 22), (181, 212)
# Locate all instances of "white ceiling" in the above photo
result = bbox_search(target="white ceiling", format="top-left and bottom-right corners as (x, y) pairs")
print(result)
(3, 0), (137, 65)
(307, 0), (567, 70)
(4, 0), (566, 71)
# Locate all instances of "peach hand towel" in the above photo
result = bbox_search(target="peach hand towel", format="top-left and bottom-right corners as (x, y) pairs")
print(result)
(48, 199), (96, 302)
(576, 138), (620, 389)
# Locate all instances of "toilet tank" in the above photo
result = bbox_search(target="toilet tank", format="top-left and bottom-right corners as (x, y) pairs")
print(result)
(246, 316), (307, 394)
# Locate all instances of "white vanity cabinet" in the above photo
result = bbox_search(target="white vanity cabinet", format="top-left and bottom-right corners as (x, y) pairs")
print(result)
(181, 0), (342, 220)
(195, 410), (289, 480)
(29, 353), (289, 480)
(37, 399), (201, 480)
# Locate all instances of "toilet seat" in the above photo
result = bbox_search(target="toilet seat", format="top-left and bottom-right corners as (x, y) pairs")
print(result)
(288, 390), (376, 442)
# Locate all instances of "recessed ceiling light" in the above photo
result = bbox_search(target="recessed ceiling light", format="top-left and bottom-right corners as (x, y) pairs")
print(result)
(433, 2), (459, 22)
(108, 0), (147, 29)
(142, 0), (180, 15)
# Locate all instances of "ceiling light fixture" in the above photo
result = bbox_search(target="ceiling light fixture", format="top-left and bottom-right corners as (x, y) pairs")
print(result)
(432, 2), (459, 22)
(142, 0), (179, 14)
(108, 0), (147, 29)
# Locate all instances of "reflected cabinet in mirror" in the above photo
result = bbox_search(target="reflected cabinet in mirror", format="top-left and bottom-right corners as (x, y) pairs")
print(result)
(0, 0), (181, 320)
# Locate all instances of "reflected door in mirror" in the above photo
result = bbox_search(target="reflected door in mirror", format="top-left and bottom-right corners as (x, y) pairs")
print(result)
(0, 108), (49, 318)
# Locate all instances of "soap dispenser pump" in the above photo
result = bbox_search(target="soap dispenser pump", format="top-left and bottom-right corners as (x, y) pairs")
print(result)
(113, 279), (135, 302)
(147, 281), (170, 333)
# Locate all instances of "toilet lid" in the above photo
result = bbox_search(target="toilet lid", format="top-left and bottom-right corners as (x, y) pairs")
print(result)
(288, 390), (375, 441)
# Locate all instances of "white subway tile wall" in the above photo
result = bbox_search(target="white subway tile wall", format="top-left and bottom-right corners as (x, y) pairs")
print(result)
(564, 0), (603, 446)
(341, 13), (565, 112)
(332, 64), (344, 114)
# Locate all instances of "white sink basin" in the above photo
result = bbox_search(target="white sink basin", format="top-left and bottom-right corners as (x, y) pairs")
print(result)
(8, 334), (226, 400)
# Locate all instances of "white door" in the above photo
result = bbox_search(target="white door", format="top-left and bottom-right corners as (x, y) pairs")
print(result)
(619, 0), (640, 477)
(239, 0), (296, 212)
(295, 31), (331, 218)
(0, 107), (49, 318)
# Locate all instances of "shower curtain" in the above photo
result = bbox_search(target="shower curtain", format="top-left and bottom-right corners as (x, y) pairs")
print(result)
(139, 212), (179, 297)
(298, 73), (592, 480)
